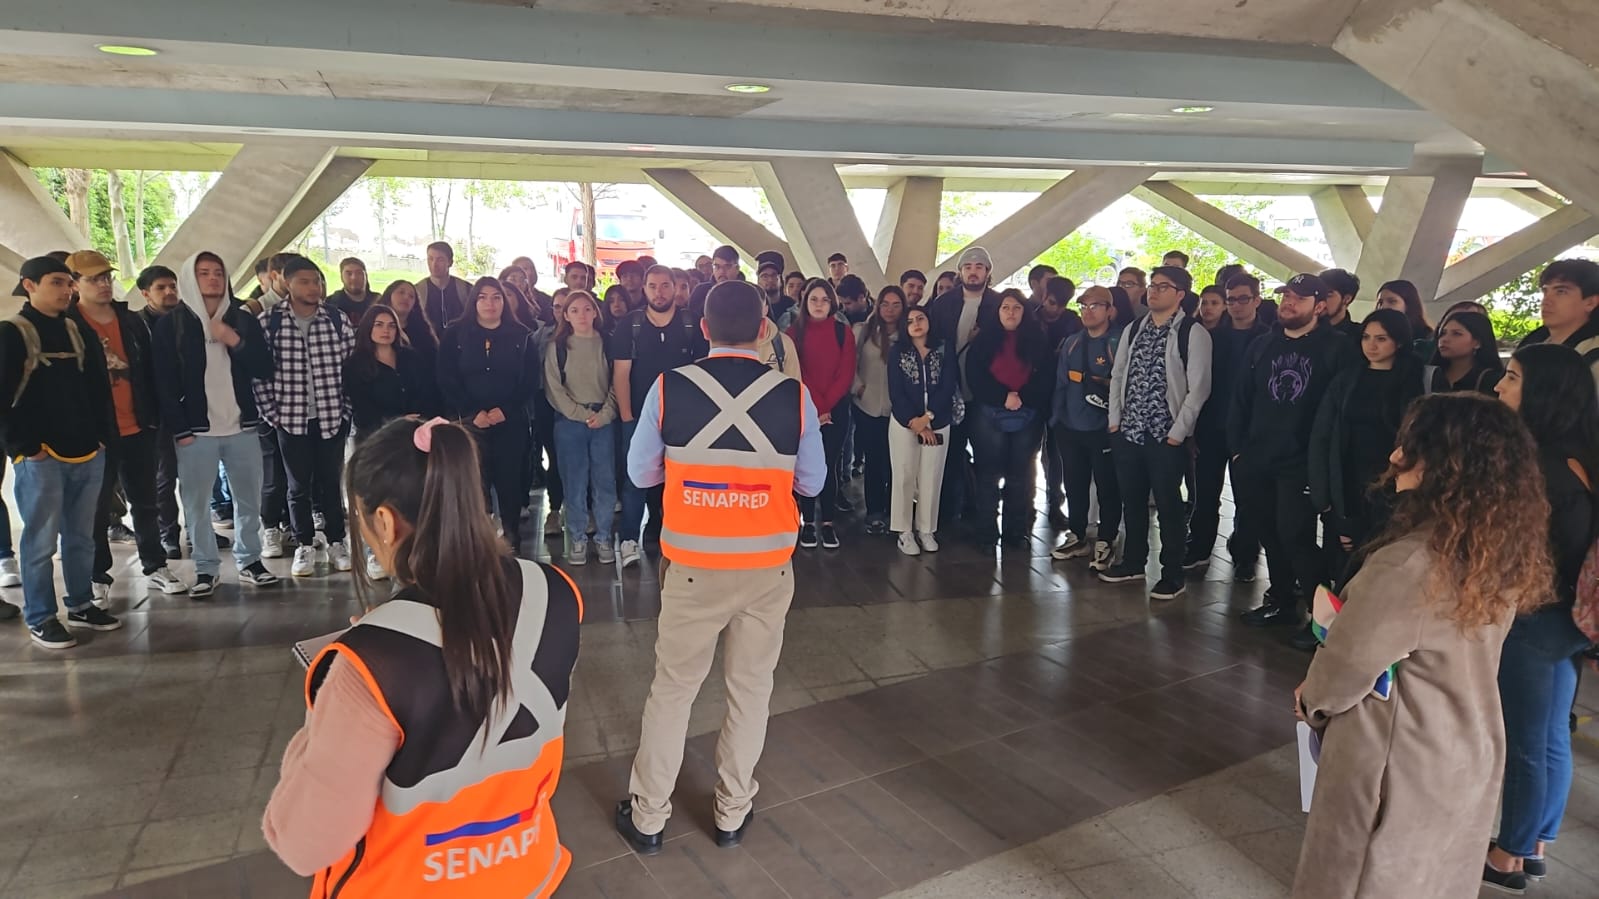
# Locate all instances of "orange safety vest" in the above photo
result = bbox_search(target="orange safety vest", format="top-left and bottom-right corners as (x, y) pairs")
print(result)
(305, 558), (583, 899)
(658, 357), (803, 569)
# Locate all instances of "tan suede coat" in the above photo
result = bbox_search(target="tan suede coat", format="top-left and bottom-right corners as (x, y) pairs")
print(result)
(1293, 533), (1510, 899)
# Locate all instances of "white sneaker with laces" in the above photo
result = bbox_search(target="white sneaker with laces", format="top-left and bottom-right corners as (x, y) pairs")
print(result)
(917, 531), (940, 553)
(365, 553), (388, 581)
(1089, 540), (1114, 572)
(619, 540), (641, 568)
(567, 539), (588, 566)
(147, 567), (188, 595)
(262, 527), (286, 559)
(0, 557), (20, 588)
(91, 581), (113, 609)
(897, 532), (921, 556)
(291, 546), (316, 577)
(595, 540), (615, 564)
(328, 540), (353, 573)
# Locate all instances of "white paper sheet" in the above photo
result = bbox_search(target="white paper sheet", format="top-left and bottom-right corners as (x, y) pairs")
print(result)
(1297, 720), (1321, 813)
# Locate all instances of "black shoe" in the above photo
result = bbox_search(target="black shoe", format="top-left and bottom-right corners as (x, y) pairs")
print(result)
(29, 618), (77, 650)
(239, 562), (279, 587)
(189, 574), (217, 599)
(1181, 551), (1211, 571)
(107, 523), (137, 545)
(798, 523), (819, 549)
(67, 605), (122, 631)
(1233, 568), (1256, 583)
(1522, 856), (1546, 881)
(1288, 623), (1320, 651)
(1150, 578), (1186, 601)
(0, 600), (18, 621)
(1482, 863), (1528, 894)
(614, 801), (663, 856)
(1240, 602), (1295, 627)
(1047, 508), (1069, 530)
(1001, 534), (1028, 549)
(865, 519), (887, 536)
(715, 810), (754, 848)
(1098, 563), (1145, 584)
(820, 524), (841, 549)
(163, 543), (182, 561)
(216, 532), (232, 549)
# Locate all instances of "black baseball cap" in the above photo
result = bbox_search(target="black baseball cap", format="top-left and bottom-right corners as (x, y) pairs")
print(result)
(12, 255), (74, 297)
(1276, 273), (1328, 300)
(755, 250), (784, 271)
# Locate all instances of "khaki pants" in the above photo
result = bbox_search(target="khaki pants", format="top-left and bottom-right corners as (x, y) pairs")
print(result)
(628, 559), (793, 834)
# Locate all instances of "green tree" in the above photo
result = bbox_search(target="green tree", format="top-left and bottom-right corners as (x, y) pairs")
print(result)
(1126, 197), (1287, 284)
(364, 177), (408, 268)
(936, 192), (993, 262)
(1031, 231), (1119, 285)
(33, 168), (176, 264)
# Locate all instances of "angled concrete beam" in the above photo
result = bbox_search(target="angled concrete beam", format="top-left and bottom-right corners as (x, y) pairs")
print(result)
(1131, 182), (1329, 282)
(940, 167), (1147, 279)
(1434, 204), (1599, 309)
(1494, 187), (1567, 217)
(1354, 157), (1479, 301)
(644, 168), (791, 266)
(144, 143), (337, 295)
(0, 150), (86, 262)
(754, 159), (886, 287)
(872, 176), (944, 279)
(1336, 0), (1599, 216)
(1312, 185), (1375, 269)
(260, 156), (373, 266)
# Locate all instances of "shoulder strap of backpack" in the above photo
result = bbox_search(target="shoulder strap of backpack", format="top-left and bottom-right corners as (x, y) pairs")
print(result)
(1176, 315), (1195, 367)
(556, 339), (568, 386)
(6, 317), (39, 407)
(834, 318), (846, 348)
(63, 317), (86, 369)
(771, 334), (786, 371)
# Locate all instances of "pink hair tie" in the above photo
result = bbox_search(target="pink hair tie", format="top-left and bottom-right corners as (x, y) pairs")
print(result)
(413, 417), (450, 453)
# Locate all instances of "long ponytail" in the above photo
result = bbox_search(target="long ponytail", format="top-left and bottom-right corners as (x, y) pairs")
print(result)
(346, 417), (517, 724)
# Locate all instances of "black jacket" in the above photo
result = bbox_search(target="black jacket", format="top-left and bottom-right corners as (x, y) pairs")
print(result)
(0, 304), (114, 459)
(1198, 320), (1269, 442)
(149, 299), (274, 441)
(924, 287), (1002, 350)
(75, 300), (160, 433)
(1510, 449), (1599, 659)
(344, 347), (439, 440)
(436, 319), (539, 421)
(965, 328), (1053, 413)
(1228, 324), (1350, 472)
(1308, 362), (1424, 525)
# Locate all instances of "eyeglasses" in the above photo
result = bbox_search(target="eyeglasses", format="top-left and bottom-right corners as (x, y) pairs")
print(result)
(1147, 282), (1179, 294)
(1080, 302), (1112, 311)
(1116, 280), (1142, 290)
(1223, 295), (1257, 305)
(82, 273), (114, 286)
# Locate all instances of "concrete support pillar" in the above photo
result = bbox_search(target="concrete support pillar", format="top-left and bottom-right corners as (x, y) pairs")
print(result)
(1354, 157), (1478, 302)
(1434, 204), (1599, 309)
(1131, 182), (1329, 282)
(939, 167), (1147, 279)
(1336, 0), (1599, 217)
(754, 159), (886, 287)
(872, 176), (943, 279)
(1494, 187), (1566, 217)
(1312, 185), (1375, 270)
(146, 143), (338, 293)
(0, 150), (87, 276)
(260, 157), (373, 268)
(644, 168), (792, 266)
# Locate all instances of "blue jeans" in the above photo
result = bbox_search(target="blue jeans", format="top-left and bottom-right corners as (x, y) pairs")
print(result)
(211, 465), (232, 514)
(1497, 629), (1582, 856)
(177, 433), (263, 577)
(619, 419), (646, 542)
(14, 454), (105, 628)
(554, 418), (616, 544)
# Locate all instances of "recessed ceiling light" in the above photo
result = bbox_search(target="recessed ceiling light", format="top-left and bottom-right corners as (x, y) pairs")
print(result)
(724, 83), (771, 94)
(97, 44), (159, 57)
(627, 145), (657, 152)
(1170, 105), (1214, 114)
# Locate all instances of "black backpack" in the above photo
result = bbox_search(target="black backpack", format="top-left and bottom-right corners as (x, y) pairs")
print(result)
(1128, 312), (1197, 366)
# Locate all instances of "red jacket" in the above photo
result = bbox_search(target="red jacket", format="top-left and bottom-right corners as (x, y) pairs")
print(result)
(790, 316), (856, 414)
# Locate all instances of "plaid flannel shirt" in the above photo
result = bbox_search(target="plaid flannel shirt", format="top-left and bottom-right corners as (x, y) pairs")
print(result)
(253, 300), (353, 438)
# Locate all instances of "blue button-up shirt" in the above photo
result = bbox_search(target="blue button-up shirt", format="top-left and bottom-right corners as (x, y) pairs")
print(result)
(627, 347), (827, 497)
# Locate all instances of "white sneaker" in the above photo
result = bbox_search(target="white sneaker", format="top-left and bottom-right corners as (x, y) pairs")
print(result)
(1089, 540), (1114, 572)
(0, 557), (19, 588)
(897, 532), (921, 556)
(917, 532), (940, 553)
(595, 540), (615, 563)
(291, 546), (316, 577)
(312, 511), (327, 533)
(619, 540), (641, 568)
(365, 553), (388, 581)
(146, 567), (188, 595)
(92, 581), (113, 609)
(567, 539), (588, 566)
(262, 527), (286, 559)
(328, 540), (353, 573)
(1051, 533), (1088, 561)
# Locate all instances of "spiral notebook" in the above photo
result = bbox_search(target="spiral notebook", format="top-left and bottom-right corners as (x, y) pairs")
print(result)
(292, 629), (347, 669)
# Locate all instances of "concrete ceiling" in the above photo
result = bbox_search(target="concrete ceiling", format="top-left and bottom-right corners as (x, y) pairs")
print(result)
(0, 0), (1494, 176)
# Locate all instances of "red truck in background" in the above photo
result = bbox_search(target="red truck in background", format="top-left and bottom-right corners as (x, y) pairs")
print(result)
(547, 209), (658, 280)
